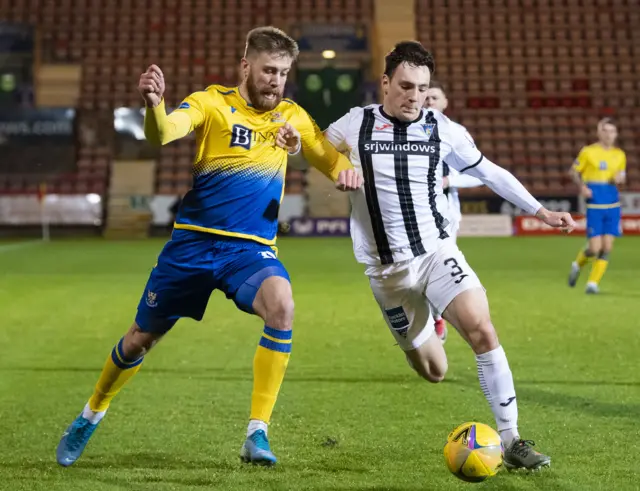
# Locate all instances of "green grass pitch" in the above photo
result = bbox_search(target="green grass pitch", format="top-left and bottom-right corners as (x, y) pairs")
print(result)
(1, 236), (639, 490)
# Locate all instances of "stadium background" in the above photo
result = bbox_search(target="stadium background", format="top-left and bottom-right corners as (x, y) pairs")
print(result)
(1, 1), (639, 490)
(0, 0), (638, 237)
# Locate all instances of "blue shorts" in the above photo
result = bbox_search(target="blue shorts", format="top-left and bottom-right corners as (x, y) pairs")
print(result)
(135, 229), (290, 334)
(586, 207), (621, 238)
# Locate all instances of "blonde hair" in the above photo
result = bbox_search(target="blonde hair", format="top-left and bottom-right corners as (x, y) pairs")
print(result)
(244, 26), (299, 60)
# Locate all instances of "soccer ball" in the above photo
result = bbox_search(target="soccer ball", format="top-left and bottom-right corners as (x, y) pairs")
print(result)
(444, 422), (503, 482)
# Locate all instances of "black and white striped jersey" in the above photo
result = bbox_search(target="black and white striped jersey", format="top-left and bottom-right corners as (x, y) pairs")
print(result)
(325, 105), (540, 265)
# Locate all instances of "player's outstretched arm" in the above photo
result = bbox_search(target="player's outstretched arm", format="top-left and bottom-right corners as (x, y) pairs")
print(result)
(139, 65), (204, 145)
(467, 159), (575, 232)
(448, 124), (575, 232)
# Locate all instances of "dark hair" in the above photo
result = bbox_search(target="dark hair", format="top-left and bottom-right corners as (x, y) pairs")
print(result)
(384, 41), (435, 79)
(428, 79), (446, 94)
(244, 26), (299, 60)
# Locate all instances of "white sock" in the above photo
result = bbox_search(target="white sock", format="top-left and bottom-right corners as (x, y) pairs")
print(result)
(82, 402), (107, 424)
(475, 346), (519, 446)
(247, 419), (268, 438)
(500, 428), (519, 447)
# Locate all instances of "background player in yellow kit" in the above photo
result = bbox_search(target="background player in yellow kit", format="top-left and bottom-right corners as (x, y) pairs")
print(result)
(568, 118), (626, 294)
(56, 26), (362, 467)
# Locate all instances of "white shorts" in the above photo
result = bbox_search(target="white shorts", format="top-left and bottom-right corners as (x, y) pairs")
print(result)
(366, 238), (483, 351)
(448, 217), (460, 243)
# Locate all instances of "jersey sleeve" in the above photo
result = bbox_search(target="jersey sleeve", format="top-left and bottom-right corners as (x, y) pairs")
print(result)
(445, 122), (485, 173)
(144, 91), (207, 145)
(446, 122), (541, 215)
(446, 166), (484, 189)
(572, 147), (588, 174)
(297, 106), (353, 182)
(324, 109), (354, 153)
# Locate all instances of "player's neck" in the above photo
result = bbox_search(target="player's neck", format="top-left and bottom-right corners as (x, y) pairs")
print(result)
(598, 142), (613, 150)
(238, 83), (256, 111)
(380, 103), (422, 124)
(380, 103), (401, 121)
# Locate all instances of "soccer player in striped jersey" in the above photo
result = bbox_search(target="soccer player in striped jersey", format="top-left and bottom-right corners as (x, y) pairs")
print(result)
(55, 26), (361, 468)
(568, 118), (626, 294)
(325, 41), (575, 471)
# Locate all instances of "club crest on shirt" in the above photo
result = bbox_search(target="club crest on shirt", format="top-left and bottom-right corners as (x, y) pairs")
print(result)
(422, 123), (435, 140)
(146, 290), (157, 308)
(271, 111), (286, 123)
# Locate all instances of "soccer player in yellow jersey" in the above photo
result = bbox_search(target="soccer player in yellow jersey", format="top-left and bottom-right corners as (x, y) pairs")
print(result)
(568, 118), (626, 294)
(56, 26), (362, 467)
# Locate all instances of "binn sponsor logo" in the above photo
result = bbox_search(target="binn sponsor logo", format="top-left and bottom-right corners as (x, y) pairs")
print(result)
(230, 124), (278, 150)
(362, 140), (437, 155)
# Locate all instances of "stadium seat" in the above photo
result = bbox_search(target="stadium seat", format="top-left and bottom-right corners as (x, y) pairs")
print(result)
(1, 0), (638, 195)
(415, 0), (639, 193)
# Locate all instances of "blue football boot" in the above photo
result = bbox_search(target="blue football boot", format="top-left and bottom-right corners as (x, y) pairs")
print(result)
(240, 430), (277, 466)
(56, 413), (102, 467)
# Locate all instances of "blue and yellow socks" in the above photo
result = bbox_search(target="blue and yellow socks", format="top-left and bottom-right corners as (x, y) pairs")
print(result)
(84, 327), (290, 436)
(575, 247), (594, 269)
(249, 326), (292, 429)
(588, 252), (609, 286)
(87, 337), (144, 413)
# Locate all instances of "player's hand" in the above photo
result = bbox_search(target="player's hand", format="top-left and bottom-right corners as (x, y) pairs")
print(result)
(536, 208), (576, 234)
(614, 172), (626, 186)
(580, 185), (593, 199)
(336, 169), (363, 191)
(138, 64), (165, 108)
(276, 122), (301, 154)
(443, 176), (450, 189)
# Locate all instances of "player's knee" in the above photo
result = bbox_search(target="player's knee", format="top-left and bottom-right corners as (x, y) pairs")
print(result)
(123, 323), (162, 358)
(416, 360), (447, 383)
(264, 295), (294, 330)
(466, 319), (499, 355)
(599, 249), (611, 260)
(406, 353), (447, 383)
(425, 358), (448, 383)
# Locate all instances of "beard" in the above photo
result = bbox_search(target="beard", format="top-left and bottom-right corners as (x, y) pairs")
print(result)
(246, 72), (282, 111)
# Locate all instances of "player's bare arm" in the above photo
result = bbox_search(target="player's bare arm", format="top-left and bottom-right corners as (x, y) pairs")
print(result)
(569, 167), (592, 198)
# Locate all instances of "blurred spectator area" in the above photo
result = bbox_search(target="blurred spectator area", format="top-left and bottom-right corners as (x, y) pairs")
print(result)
(416, 0), (640, 195)
(0, 0), (638, 198)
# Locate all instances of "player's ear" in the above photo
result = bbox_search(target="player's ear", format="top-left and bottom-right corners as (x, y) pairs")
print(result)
(240, 58), (250, 77)
(381, 74), (390, 96)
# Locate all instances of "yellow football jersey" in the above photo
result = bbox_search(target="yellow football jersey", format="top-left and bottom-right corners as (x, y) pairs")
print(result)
(144, 85), (352, 245)
(573, 143), (626, 207)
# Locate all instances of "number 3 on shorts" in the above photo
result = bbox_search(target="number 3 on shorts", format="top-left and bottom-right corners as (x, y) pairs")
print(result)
(444, 258), (468, 284)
